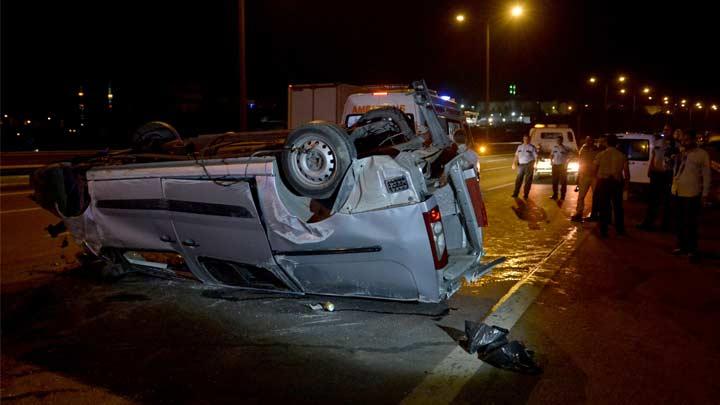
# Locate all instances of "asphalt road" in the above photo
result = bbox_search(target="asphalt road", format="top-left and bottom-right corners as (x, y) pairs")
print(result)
(2, 152), (719, 404)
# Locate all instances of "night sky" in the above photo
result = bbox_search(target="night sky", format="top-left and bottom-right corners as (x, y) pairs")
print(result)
(2, 0), (718, 115)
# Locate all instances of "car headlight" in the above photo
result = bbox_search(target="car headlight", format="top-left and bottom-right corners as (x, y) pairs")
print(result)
(568, 161), (579, 172)
(478, 145), (487, 154)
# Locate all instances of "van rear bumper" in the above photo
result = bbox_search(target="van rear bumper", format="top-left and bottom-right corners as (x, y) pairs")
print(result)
(439, 255), (506, 300)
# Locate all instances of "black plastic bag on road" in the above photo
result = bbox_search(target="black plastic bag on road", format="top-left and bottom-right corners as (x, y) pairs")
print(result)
(464, 320), (509, 355)
(482, 340), (542, 375)
(464, 320), (542, 375)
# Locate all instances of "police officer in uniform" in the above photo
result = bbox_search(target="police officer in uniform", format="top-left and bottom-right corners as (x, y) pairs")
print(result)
(550, 136), (571, 200)
(512, 135), (538, 199)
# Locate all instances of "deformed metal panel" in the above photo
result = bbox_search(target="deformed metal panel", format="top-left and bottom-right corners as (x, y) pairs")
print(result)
(338, 156), (421, 214)
(161, 178), (297, 290)
(89, 178), (178, 251)
(260, 172), (441, 301)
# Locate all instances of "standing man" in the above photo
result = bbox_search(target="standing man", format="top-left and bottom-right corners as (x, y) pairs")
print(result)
(571, 135), (599, 222)
(638, 125), (674, 231)
(550, 136), (571, 200)
(511, 135), (538, 199)
(585, 135), (608, 222)
(671, 130), (711, 260)
(593, 134), (630, 237)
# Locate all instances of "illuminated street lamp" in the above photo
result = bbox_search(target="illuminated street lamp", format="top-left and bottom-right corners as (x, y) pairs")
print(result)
(642, 87), (651, 94)
(619, 88), (626, 94)
(588, 77), (597, 84)
(712, 104), (718, 111)
(618, 75), (627, 83)
(511, 5), (524, 17)
(453, 4), (525, 141)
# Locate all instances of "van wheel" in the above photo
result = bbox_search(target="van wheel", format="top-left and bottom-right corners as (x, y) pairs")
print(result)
(281, 122), (357, 199)
(131, 121), (181, 153)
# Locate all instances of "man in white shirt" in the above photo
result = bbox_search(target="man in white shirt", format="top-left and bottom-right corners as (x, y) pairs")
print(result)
(550, 137), (571, 200)
(511, 135), (538, 199)
(671, 130), (711, 259)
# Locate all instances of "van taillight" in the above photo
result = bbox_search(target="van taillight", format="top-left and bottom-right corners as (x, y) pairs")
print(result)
(423, 206), (448, 270)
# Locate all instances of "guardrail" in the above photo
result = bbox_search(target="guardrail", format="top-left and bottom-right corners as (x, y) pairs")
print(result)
(1, 130), (519, 175)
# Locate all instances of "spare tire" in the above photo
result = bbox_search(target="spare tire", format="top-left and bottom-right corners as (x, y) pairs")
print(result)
(131, 121), (181, 153)
(281, 122), (356, 199)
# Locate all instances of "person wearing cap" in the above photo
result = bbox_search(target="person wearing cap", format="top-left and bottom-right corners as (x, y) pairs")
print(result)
(511, 135), (538, 199)
(593, 134), (630, 237)
(671, 129), (711, 260)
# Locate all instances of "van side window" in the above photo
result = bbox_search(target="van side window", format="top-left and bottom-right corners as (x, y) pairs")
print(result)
(617, 140), (650, 161)
(540, 132), (563, 140)
(567, 132), (574, 143)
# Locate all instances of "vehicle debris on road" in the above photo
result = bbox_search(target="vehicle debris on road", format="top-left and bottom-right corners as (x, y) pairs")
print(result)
(307, 301), (335, 312)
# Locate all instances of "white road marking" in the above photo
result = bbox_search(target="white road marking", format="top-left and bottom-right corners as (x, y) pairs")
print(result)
(401, 228), (583, 405)
(1, 207), (42, 215)
(483, 182), (515, 191)
(0, 190), (33, 197)
(481, 156), (514, 163)
(480, 166), (510, 172)
(479, 153), (514, 159)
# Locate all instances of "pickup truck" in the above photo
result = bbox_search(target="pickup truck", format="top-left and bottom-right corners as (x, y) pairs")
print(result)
(32, 80), (503, 303)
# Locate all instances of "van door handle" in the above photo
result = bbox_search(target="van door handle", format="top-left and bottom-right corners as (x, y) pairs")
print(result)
(160, 234), (175, 243)
(182, 239), (199, 247)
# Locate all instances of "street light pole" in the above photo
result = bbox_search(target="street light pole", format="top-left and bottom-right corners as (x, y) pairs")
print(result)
(455, 5), (523, 143)
(238, 0), (248, 131)
(485, 22), (490, 143)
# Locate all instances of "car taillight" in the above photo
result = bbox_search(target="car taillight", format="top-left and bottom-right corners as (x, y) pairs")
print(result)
(423, 206), (448, 270)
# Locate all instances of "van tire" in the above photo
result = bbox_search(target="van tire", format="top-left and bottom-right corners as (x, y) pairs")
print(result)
(131, 121), (181, 153)
(281, 122), (356, 199)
